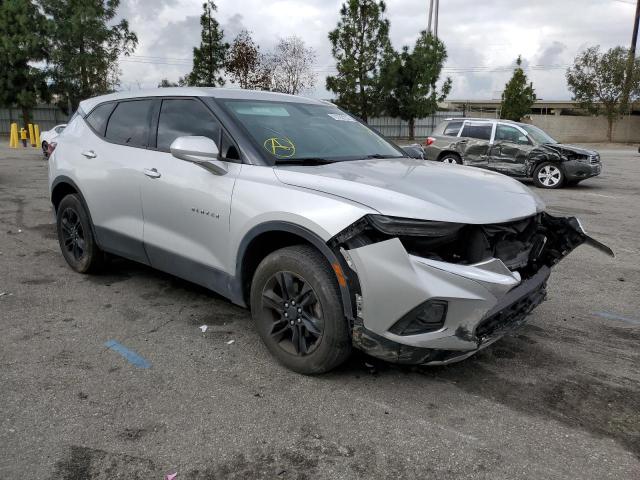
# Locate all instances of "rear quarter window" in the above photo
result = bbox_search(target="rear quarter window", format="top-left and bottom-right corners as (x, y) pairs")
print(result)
(85, 103), (115, 137)
(443, 121), (463, 136)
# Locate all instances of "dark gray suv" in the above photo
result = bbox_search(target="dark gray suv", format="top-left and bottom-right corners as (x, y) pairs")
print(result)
(423, 118), (602, 188)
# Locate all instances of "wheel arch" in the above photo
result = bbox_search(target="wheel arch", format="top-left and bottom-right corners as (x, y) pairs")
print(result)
(51, 176), (101, 247)
(235, 221), (355, 321)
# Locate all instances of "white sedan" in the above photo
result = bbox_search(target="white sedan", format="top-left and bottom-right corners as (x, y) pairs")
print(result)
(41, 124), (66, 157)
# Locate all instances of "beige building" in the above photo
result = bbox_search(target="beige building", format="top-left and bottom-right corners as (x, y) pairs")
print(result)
(439, 100), (640, 143)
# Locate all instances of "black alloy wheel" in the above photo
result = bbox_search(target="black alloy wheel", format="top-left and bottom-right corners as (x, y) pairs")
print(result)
(60, 207), (86, 262)
(261, 271), (324, 356)
(56, 194), (104, 273)
(250, 245), (351, 374)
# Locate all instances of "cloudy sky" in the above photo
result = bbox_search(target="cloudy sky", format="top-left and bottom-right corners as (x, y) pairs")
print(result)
(116, 0), (636, 100)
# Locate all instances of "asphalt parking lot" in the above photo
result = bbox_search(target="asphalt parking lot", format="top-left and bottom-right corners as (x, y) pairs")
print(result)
(1, 143), (639, 479)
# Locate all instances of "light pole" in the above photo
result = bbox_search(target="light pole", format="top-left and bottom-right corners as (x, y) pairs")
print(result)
(427, 0), (439, 38)
(622, 0), (640, 112)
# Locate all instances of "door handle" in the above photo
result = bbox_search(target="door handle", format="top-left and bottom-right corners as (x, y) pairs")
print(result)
(143, 168), (161, 179)
(81, 150), (97, 159)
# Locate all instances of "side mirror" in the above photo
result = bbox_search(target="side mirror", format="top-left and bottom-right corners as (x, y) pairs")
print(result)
(170, 135), (227, 175)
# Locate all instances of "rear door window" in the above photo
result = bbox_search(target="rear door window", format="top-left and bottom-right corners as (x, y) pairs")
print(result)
(105, 100), (153, 147)
(443, 121), (463, 136)
(156, 99), (221, 151)
(85, 103), (115, 137)
(460, 122), (493, 141)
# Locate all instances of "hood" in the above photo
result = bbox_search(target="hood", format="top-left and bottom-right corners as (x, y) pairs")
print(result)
(537, 143), (598, 158)
(274, 158), (545, 224)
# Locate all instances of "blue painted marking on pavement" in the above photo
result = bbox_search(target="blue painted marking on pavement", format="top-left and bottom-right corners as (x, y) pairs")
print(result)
(593, 312), (640, 326)
(104, 340), (151, 368)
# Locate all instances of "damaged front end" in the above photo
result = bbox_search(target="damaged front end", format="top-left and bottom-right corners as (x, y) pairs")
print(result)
(329, 213), (613, 365)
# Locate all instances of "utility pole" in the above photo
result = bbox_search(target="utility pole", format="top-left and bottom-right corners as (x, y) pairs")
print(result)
(622, 0), (640, 112)
(434, 0), (439, 38)
(427, 0), (434, 34)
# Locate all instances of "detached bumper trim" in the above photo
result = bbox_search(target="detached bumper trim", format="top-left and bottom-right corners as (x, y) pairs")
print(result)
(474, 266), (550, 342)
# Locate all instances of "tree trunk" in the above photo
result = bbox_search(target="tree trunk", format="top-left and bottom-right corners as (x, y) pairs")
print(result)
(607, 117), (613, 142)
(408, 117), (415, 140)
(22, 107), (31, 129)
(359, 78), (367, 123)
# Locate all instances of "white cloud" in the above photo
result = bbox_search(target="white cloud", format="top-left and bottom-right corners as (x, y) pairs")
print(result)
(116, 0), (635, 99)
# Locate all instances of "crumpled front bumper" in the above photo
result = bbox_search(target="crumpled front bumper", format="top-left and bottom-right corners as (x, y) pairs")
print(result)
(563, 160), (602, 181)
(344, 238), (549, 365)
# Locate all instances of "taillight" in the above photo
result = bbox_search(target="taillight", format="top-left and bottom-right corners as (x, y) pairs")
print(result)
(48, 142), (57, 153)
(425, 137), (435, 146)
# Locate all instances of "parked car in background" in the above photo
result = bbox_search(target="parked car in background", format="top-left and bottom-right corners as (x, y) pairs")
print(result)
(399, 143), (426, 159)
(423, 118), (602, 188)
(41, 124), (66, 157)
(48, 88), (612, 373)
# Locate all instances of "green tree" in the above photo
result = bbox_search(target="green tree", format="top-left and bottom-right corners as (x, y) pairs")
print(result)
(326, 0), (392, 122)
(158, 78), (186, 87)
(226, 30), (269, 89)
(381, 32), (451, 140)
(187, 0), (228, 87)
(0, 0), (49, 126)
(500, 56), (536, 121)
(567, 46), (640, 141)
(43, 0), (137, 114)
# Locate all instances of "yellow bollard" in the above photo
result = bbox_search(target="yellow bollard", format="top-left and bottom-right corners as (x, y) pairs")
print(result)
(34, 124), (41, 147)
(28, 123), (35, 146)
(9, 123), (19, 148)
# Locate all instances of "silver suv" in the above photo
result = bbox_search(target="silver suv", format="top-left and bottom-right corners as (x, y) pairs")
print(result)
(48, 88), (611, 373)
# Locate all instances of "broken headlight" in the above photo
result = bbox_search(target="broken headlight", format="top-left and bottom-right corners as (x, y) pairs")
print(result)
(367, 215), (463, 237)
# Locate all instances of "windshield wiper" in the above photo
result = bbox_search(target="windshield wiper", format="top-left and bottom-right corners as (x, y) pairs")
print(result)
(275, 158), (336, 166)
(364, 154), (405, 159)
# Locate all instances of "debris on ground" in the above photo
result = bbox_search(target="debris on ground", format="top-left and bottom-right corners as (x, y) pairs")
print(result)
(199, 325), (208, 333)
(226, 339), (235, 345)
(165, 473), (177, 480)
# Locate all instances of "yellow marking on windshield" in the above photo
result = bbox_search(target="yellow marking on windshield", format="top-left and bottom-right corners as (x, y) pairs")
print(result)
(263, 137), (296, 158)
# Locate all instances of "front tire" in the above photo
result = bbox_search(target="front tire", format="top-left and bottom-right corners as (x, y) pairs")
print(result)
(250, 245), (351, 374)
(56, 194), (104, 273)
(42, 141), (49, 157)
(533, 162), (565, 189)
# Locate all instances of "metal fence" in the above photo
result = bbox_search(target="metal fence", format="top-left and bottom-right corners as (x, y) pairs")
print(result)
(0, 105), (67, 135)
(368, 111), (463, 139)
(1, 106), (462, 140)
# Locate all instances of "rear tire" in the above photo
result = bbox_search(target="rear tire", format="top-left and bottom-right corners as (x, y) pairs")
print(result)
(533, 162), (565, 189)
(42, 141), (48, 157)
(250, 245), (351, 374)
(440, 153), (462, 165)
(56, 194), (105, 273)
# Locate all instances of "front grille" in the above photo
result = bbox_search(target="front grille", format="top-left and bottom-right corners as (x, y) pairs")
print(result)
(589, 154), (600, 164)
(475, 278), (548, 340)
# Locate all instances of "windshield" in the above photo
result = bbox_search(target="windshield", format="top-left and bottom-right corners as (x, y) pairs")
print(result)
(219, 99), (404, 164)
(520, 124), (557, 144)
